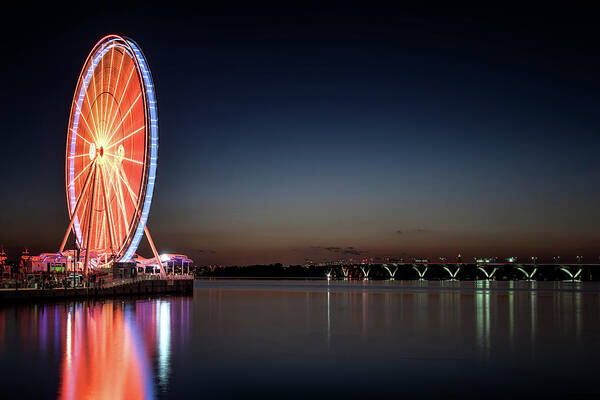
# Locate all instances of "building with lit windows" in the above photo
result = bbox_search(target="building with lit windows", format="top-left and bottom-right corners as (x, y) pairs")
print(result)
(134, 254), (194, 275)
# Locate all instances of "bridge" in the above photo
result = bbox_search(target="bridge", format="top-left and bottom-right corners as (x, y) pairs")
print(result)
(322, 261), (599, 282)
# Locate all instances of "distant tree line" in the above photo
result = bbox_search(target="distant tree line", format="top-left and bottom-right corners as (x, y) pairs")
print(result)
(196, 264), (324, 278)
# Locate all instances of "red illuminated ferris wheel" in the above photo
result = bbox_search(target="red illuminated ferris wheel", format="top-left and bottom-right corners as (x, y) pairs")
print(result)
(59, 35), (164, 275)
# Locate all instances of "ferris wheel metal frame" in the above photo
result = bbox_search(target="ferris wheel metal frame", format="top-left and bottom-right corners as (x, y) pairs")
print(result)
(59, 34), (165, 276)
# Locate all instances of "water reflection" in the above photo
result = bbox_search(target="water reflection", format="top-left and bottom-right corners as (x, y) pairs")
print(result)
(508, 281), (514, 350)
(530, 287), (537, 358)
(1, 281), (600, 399)
(326, 285), (331, 347)
(60, 303), (155, 400)
(475, 280), (491, 358)
(0, 297), (190, 399)
(157, 300), (171, 389)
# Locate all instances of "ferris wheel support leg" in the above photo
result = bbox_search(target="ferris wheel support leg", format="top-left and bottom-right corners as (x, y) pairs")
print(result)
(144, 225), (166, 276)
(99, 166), (116, 254)
(83, 165), (98, 279)
(59, 159), (97, 253)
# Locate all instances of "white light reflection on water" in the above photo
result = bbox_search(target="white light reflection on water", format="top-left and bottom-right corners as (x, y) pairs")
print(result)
(509, 280), (515, 351)
(326, 284), (331, 348)
(157, 300), (171, 390)
(65, 308), (72, 366)
(530, 282), (537, 359)
(475, 280), (491, 359)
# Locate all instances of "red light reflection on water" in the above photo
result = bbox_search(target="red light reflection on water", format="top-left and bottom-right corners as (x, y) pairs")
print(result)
(0, 297), (190, 398)
(59, 304), (154, 400)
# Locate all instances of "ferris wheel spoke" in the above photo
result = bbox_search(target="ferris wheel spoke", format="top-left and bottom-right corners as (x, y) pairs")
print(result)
(117, 167), (139, 207)
(105, 158), (139, 207)
(102, 48), (117, 140)
(103, 54), (125, 145)
(101, 48), (113, 137)
(80, 67), (100, 141)
(93, 177), (103, 250)
(70, 166), (95, 218)
(105, 163), (136, 248)
(82, 164), (99, 275)
(96, 200), (104, 251)
(89, 61), (103, 142)
(79, 165), (94, 247)
(100, 48), (111, 138)
(67, 153), (89, 160)
(104, 62), (136, 139)
(105, 162), (123, 233)
(77, 196), (89, 243)
(73, 102), (99, 144)
(88, 78), (100, 142)
(85, 103), (101, 145)
(67, 158), (95, 189)
(59, 158), (97, 253)
(104, 173), (121, 245)
(106, 161), (130, 238)
(104, 152), (144, 165)
(99, 212), (104, 251)
(105, 125), (145, 151)
(114, 160), (137, 197)
(115, 179), (130, 235)
(72, 129), (93, 147)
(99, 166), (116, 252)
(104, 93), (142, 146)
(103, 165), (119, 219)
(104, 65), (135, 142)
(100, 49), (105, 139)
(87, 174), (97, 250)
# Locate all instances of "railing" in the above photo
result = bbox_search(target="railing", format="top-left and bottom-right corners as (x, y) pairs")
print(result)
(0, 272), (194, 290)
(96, 273), (193, 289)
(98, 274), (157, 289)
(165, 274), (194, 280)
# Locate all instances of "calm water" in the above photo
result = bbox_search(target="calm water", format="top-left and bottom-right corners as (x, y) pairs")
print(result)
(1, 280), (599, 399)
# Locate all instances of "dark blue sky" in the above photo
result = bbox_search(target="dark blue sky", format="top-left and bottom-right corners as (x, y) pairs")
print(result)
(1, 4), (599, 264)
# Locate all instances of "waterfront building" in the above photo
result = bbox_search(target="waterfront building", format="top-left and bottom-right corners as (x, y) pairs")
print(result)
(0, 247), (9, 280)
(23, 251), (81, 274)
(134, 254), (194, 275)
(22, 251), (194, 276)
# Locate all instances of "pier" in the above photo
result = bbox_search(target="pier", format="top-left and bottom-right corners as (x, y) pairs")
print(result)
(0, 275), (193, 302)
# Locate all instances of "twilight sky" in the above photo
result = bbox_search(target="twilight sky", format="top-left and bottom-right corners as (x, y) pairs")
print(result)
(1, 4), (599, 264)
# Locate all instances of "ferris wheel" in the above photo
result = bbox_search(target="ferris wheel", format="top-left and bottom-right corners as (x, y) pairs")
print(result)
(59, 35), (164, 275)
